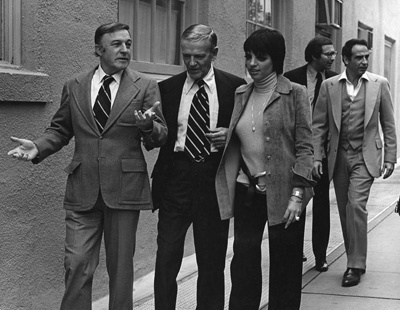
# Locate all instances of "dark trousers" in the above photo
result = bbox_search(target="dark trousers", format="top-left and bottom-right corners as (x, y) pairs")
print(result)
(229, 183), (305, 310)
(60, 193), (140, 310)
(312, 157), (331, 262)
(154, 154), (230, 310)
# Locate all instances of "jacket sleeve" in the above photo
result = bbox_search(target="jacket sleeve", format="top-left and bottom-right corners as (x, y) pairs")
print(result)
(292, 84), (317, 187)
(140, 78), (168, 151)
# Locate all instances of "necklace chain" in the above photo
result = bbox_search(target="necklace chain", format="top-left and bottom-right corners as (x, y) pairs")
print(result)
(250, 86), (276, 132)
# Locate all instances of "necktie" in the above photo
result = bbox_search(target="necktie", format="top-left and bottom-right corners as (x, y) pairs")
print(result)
(93, 75), (114, 132)
(312, 72), (323, 112)
(184, 79), (211, 162)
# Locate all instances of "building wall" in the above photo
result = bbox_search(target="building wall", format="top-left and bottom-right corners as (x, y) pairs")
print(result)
(1, 0), (400, 309)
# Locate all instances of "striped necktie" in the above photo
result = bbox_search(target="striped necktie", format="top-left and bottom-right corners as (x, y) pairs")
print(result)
(93, 75), (114, 132)
(184, 79), (211, 162)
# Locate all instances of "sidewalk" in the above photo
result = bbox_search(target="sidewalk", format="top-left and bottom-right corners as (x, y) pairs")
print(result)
(93, 166), (400, 310)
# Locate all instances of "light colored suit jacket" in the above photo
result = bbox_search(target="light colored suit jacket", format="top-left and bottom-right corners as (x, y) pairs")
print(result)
(215, 75), (316, 225)
(313, 71), (397, 179)
(33, 67), (167, 211)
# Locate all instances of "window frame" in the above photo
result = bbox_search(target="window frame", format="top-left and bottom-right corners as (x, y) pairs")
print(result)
(0, 0), (21, 66)
(316, 0), (343, 29)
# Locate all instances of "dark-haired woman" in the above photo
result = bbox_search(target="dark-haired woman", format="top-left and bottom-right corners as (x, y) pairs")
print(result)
(216, 28), (316, 310)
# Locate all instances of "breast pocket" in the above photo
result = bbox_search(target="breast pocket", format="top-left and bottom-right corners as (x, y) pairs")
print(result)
(117, 100), (142, 127)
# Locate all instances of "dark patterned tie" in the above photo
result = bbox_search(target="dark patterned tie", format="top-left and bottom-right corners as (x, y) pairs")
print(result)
(93, 75), (114, 132)
(312, 72), (322, 112)
(184, 79), (211, 162)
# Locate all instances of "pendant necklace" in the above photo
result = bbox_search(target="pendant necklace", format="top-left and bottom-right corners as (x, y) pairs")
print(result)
(251, 100), (267, 132)
(251, 85), (276, 132)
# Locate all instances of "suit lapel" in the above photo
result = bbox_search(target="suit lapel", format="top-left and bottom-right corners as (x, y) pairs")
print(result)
(329, 78), (342, 132)
(104, 69), (140, 132)
(364, 74), (379, 128)
(72, 69), (99, 134)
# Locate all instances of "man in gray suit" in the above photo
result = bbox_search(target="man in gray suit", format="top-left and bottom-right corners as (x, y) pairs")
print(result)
(7, 22), (167, 309)
(313, 38), (396, 287)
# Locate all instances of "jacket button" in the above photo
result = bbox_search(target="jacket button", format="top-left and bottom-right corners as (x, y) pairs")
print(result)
(267, 156), (271, 160)
(266, 137), (270, 142)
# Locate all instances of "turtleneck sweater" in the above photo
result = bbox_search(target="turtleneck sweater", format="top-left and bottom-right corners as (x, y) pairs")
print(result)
(235, 72), (277, 185)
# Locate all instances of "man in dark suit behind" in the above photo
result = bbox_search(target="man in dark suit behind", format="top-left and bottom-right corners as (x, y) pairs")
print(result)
(8, 22), (167, 310)
(284, 36), (338, 272)
(152, 24), (246, 310)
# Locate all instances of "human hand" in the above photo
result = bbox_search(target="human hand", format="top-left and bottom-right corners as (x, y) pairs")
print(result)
(7, 136), (39, 161)
(134, 101), (160, 131)
(283, 196), (302, 229)
(312, 160), (323, 180)
(205, 127), (229, 149)
(382, 162), (395, 179)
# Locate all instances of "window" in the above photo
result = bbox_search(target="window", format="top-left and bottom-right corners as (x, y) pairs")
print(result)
(316, 0), (342, 29)
(384, 36), (395, 81)
(119, 0), (197, 75)
(1, 0), (21, 66)
(358, 22), (373, 49)
(358, 22), (373, 70)
(246, 0), (277, 36)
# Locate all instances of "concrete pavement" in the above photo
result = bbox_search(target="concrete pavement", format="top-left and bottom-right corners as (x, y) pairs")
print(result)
(93, 166), (400, 310)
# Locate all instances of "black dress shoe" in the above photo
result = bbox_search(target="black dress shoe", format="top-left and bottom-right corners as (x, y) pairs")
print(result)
(303, 253), (307, 262)
(315, 260), (329, 272)
(342, 268), (365, 287)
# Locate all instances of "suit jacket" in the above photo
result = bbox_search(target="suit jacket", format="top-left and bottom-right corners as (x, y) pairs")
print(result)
(215, 75), (316, 225)
(151, 68), (246, 210)
(33, 67), (167, 211)
(313, 71), (397, 179)
(284, 64), (337, 87)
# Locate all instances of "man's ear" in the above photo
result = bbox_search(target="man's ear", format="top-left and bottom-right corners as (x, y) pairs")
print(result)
(212, 46), (219, 61)
(343, 55), (349, 66)
(95, 44), (103, 57)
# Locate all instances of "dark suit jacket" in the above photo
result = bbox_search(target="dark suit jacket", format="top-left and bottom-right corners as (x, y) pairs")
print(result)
(33, 67), (167, 211)
(151, 68), (246, 210)
(284, 64), (337, 88)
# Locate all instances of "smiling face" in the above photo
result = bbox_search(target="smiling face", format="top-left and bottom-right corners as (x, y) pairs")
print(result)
(344, 44), (369, 79)
(95, 29), (132, 75)
(181, 38), (218, 81)
(245, 51), (274, 82)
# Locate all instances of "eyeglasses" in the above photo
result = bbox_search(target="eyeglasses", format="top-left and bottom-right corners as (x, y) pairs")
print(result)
(321, 51), (338, 59)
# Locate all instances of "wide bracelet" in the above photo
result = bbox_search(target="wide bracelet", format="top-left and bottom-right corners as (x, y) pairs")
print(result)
(291, 190), (303, 200)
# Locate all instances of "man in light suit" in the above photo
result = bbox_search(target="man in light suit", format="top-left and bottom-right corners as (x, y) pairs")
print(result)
(284, 36), (338, 271)
(7, 22), (167, 309)
(151, 24), (246, 309)
(313, 38), (396, 287)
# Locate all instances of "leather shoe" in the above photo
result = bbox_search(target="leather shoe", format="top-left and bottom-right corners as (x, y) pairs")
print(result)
(342, 268), (365, 287)
(315, 260), (329, 272)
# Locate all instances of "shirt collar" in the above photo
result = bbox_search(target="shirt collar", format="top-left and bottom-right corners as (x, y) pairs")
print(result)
(183, 66), (215, 95)
(307, 63), (325, 80)
(96, 65), (122, 85)
(339, 70), (369, 84)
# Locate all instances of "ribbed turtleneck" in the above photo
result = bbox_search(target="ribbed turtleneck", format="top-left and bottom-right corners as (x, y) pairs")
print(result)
(253, 72), (278, 94)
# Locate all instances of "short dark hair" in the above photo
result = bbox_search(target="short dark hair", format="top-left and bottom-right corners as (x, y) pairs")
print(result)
(181, 24), (217, 51)
(94, 22), (130, 56)
(341, 38), (368, 60)
(304, 36), (333, 63)
(243, 28), (285, 74)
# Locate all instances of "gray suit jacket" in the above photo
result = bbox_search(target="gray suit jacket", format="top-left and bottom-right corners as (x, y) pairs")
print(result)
(33, 67), (167, 211)
(313, 71), (397, 179)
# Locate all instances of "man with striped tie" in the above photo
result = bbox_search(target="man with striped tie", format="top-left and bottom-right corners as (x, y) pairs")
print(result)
(152, 24), (246, 310)
(7, 22), (167, 310)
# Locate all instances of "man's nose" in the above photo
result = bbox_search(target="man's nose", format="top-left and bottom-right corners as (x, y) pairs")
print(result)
(121, 43), (129, 53)
(189, 56), (196, 66)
